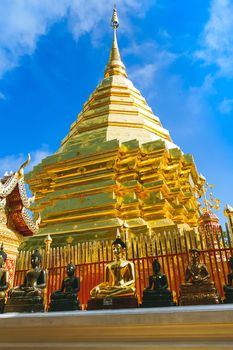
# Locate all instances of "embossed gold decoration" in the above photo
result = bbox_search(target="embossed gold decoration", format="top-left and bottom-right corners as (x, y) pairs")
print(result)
(196, 174), (220, 213)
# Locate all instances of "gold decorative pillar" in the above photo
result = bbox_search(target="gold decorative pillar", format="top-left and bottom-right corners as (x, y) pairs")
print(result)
(148, 227), (154, 256)
(121, 221), (129, 241)
(44, 234), (52, 309)
(0, 207), (24, 287)
(224, 204), (233, 238)
(120, 221), (129, 258)
(44, 234), (52, 268)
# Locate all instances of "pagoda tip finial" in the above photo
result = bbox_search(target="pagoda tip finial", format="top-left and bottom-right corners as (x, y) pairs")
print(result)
(116, 228), (121, 239)
(111, 4), (119, 30)
(104, 4), (127, 78)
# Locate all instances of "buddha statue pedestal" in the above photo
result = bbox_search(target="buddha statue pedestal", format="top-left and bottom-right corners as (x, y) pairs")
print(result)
(0, 298), (5, 313)
(179, 282), (220, 306)
(141, 290), (175, 308)
(223, 289), (233, 304)
(87, 295), (138, 310)
(179, 249), (220, 306)
(5, 295), (45, 313)
(87, 233), (138, 310)
(223, 257), (233, 304)
(49, 298), (80, 312)
(49, 263), (81, 312)
(141, 260), (175, 308)
(5, 250), (46, 313)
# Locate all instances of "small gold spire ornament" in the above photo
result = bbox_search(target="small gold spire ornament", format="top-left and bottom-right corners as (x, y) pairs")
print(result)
(195, 174), (220, 213)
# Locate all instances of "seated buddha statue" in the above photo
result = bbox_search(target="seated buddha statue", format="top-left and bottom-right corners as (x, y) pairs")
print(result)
(5, 249), (46, 312)
(179, 248), (220, 305)
(49, 263), (80, 311)
(0, 244), (9, 313)
(223, 257), (233, 303)
(141, 259), (175, 307)
(87, 232), (138, 309)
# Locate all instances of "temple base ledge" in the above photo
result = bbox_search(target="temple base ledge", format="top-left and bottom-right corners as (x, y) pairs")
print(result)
(0, 305), (233, 349)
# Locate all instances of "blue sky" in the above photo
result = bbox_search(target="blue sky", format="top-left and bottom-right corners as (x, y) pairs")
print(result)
(0, 0), (232, 224)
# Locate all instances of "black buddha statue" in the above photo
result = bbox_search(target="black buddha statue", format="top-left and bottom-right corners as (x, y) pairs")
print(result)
(49, 263), (80, 311)
(0, 244), (9, 313)
(141, 259), (175, 307)
(179, 248), (220, 305)
(5, 249), (46, 312)
(223, 257), (233, 303)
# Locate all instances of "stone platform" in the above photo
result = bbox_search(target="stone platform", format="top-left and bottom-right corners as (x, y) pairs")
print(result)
(1, 305), (233, 349)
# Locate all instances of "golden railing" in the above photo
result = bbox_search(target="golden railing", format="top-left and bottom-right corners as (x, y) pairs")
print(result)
(14, 224), (233, 309)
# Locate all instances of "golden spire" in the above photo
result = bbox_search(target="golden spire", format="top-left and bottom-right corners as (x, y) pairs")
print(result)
(104, 5), (127, 78)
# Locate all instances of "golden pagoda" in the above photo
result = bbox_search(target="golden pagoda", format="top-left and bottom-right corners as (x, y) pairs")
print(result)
(25, 7), (202, 248)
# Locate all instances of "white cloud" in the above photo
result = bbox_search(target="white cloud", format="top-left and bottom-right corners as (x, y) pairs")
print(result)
(0, 92), (6, 100)
(127, 42), (216, 138)
(125, 40), (177, 91)
(182, 75), (216, 130)
(159, 74), (216, 138)
(188, 74), (216, 101)
(0, 145), (51, 176)
(219, 98), (233, 114)
(130, 63), (158, 90)
(123, 40), (176, 62)
(158, 29), (171, 40)
(0, 0), (154, 78)
(195, 0), (233, 77)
